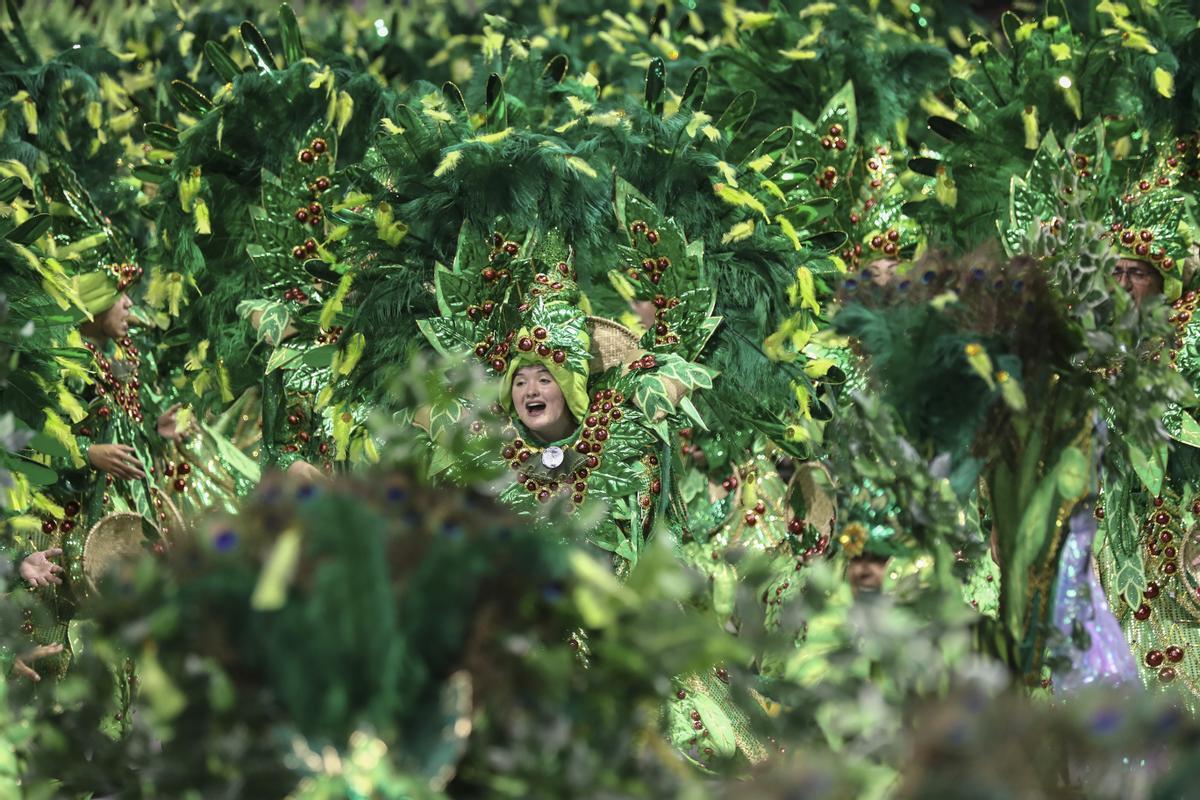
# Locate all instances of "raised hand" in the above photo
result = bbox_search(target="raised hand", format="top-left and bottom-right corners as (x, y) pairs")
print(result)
(11, 643), (64, 682)
(156, 402), (197, 442)
(19, 548), (64, 588)
(88, 443), (146, 479)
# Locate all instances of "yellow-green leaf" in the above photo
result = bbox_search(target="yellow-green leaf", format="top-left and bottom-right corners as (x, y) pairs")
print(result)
(250, 527), (302, 610)
(193, 197), (211, 235)
(964, 342), (995, 389)
(1154, 67), (1175, 98)
(336, 91), (354, 134)
(935, 166), (958, 207)
(720, 219), (755, 244)
(1022, 106), (1039, 150)
(336, 332), (366, 376)
(320, 273), (353, 329)
(794, 267), (819, 314)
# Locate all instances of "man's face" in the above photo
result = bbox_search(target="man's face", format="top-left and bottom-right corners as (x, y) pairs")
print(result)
(512, 364), (569, 440)
(1113, 259), (1163, 307)
(847, 555), (889, 593)
(98, 293), (133, 338)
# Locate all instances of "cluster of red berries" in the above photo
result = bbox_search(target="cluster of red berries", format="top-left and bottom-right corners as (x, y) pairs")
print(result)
(106, 262), (144, 291)
(40, 499), (82, 537)
(163, 459), (192, 493)
(868, 227), (903, 257)
(291, 138), (331, 259)
(296, 137), (328, 164)
(819, 123), (848, 151)
(316, 325), (343, 344)
(628, 353), (658, 371)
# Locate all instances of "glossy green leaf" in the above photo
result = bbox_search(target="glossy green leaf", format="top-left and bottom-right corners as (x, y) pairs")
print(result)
(655, 353), (715, 391)
(441, 82), (467, 117)
(143, 122), (180, 150)
(240, 21), (277, 72)
(485, 73), (506, 131)
(265, 345), (304, 373)
(1127, 440), (1167, 498)
(132, 164), (169, 184)
(204, 40), (241, 82)
(908, 157), (941, 177)
(7, 454), (56, 486)
(170, 80), (213, 116)
(417, 317), (477, 357)
(928, 116), (971, 142)
(5, 213), (50, 245)
(541, 53), (568, 84)
(715, 91), (756, 142)
(278, 3), (306, 65)
(301, 344), (336, 369)
(802, 230), (848, 253)
(690, 691), (738, 758)
(741, 126), (793, 175)
(645, 57), (666, 115)
(0, 176), (23, 203)
(27, 432), (68, 459)
(256, 306), (291, 350)
(680, 66), (708, 111)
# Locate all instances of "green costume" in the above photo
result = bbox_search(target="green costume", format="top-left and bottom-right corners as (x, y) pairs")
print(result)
(417, 180), (719, 571)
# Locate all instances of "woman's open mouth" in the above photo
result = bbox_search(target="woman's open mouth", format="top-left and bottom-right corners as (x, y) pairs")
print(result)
(524, 400), (547, 418)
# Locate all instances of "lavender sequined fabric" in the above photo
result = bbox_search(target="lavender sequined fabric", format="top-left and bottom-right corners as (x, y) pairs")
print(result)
(1052, 506), (1139, 692)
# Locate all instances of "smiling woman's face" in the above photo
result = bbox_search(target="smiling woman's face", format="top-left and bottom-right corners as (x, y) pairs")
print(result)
(511, 364), (573, 442)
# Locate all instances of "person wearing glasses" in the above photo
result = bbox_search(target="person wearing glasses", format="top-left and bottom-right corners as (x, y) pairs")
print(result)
(1111, 258), (1164, 306)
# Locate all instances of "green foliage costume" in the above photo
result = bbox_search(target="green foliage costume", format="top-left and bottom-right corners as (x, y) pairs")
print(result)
(417, 179), (718, 572)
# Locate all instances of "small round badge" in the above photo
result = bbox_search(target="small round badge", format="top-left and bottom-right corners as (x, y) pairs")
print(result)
(542, 446), (565, 469)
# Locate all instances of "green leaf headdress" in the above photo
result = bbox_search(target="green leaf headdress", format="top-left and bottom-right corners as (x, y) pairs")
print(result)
(42, 163), (142, 317)
(419, 224), (593, 423)
(793, 82), (925, 272)
(1006, 121), (1196, 301)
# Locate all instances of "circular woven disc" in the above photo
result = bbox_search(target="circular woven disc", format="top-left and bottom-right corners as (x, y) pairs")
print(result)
(81, 511), (151, 595)
(587, 316), (642, 373)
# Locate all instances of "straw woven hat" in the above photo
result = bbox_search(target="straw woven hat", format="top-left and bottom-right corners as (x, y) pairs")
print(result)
(587, 316), (686, 417)
(587, 316), (642, 373)
(80, 511), (152, 596)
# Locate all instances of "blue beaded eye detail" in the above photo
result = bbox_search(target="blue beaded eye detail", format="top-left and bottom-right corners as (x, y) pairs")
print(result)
(297, 484), (316, 500)
(1012, 280), (1024, 293)
(898, 280), (912, 291)
(844, 279), (859, 292)
(922, 271), (935, 284)
(1088, 706), (1123, 736)
(386, 486), (407, 503)
(971, 268), (986, 281)
(214, 529), (238, 552)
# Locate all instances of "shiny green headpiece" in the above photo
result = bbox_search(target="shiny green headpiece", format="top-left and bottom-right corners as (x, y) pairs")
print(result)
(1006, 121), (1195, 302)
(418, 224), (592, 422)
